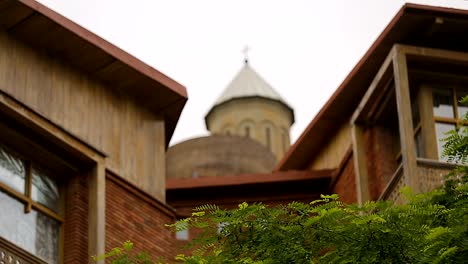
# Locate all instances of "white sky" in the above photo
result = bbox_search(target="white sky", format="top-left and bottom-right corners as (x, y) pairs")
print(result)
(37, 0), (468, 146)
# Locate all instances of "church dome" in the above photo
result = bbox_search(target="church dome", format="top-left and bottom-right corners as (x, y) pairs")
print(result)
(204, 61), (294, 160)
(206, 63), (294, 123)
(166, 135), (277, 179)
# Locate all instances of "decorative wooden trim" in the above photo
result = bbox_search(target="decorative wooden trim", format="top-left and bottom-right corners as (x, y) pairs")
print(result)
(392, 45), (420, 193)
(106, 170), (176, 218)
(0, 237), (48, 264)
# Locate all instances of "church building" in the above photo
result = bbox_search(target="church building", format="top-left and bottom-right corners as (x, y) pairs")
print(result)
(166, 59), (333, 242)
(167, 58), (294, 179)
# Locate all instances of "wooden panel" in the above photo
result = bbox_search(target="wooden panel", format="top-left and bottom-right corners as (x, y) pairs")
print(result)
(308, 123), (352, 170)
(0, 33), (166, 200)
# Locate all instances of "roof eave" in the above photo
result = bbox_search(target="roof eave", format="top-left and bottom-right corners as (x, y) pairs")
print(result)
(8, 0), (188, 145)
(276, 3), (468, 171)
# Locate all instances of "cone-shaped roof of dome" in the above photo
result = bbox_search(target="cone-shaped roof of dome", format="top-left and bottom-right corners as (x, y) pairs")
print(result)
(205, 61), (295, 130)
(213, 62), (291, 107)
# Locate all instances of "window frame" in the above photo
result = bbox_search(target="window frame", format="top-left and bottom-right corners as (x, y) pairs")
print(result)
(0, 142), (65, 264)
(417, 84), (468, 161)
(0, 145), (64, 222)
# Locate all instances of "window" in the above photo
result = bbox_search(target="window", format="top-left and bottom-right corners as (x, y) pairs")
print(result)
(266, 127), (271, 151)
(175, 229), (189, 241)
(432, 87), (468, 161)
(0, 144), (61, 264)
(245, 126), (250, 138)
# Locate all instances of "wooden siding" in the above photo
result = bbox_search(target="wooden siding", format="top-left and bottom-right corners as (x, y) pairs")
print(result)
(307, 123), (352, 170)
(0, 33), (166, 201)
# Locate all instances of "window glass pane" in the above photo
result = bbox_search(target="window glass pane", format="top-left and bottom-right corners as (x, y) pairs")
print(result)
(433, 88), (454, 118)
(176, 229), (189, 240)
(456, 89), (468, 120)
(0, 191), (59, 264)
(435, 123), (456, 161)
(35, 210), (60, 264)
(0, 145), (25, 193)
(32, 167), (60, 213)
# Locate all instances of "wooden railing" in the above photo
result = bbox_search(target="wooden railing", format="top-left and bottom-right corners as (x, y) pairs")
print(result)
(0, 237), (47, 264)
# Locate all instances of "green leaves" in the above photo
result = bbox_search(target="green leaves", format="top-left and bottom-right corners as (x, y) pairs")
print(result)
(173, 173), (468, 263)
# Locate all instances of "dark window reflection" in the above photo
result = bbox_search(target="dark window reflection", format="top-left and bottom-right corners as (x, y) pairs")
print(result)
(433, 88), (454, 118)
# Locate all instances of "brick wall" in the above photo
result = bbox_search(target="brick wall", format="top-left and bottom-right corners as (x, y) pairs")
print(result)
(63, 174), (88, 263)
(365, 125), (399, 200)
(331, 152), (357, 204)
(105, 173), (177, 261)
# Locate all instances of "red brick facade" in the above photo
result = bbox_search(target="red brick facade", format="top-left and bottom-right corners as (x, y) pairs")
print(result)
(365, 125), (400, 200)
(105, 172), (177, 261)
(331, 152), (357, 204)
(63, 174), (89, 263)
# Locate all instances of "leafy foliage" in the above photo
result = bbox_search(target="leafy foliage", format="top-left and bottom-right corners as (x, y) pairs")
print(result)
(173, 181), (467, 263)
(99, 177), (468, 264)
(93, 241), (159, 264)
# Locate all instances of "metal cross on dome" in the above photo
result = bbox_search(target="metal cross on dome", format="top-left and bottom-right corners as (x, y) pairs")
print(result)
(242, 45), (250, 64)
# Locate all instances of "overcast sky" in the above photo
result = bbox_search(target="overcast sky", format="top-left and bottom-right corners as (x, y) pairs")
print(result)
(38, 0), (468, 146)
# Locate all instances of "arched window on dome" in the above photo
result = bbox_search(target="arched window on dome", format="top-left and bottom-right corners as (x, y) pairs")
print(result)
(281, 127), (289, 153)
(261, 121), (275, 152)
(266, 127), (271, 150)
(222, 125), (234, 136)
(238, 120), (255, 139)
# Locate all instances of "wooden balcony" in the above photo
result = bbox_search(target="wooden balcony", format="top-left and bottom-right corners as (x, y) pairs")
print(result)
(0, 237), (47, 264)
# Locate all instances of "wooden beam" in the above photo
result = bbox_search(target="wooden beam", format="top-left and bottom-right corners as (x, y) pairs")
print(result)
(88, 162), (106, 263)
(351, 124), (370, 205)
(392, 45), (420, 193)
(397, 44), (468, 63)
(351, 48), (395, 124)
(418, 85), (438, 159)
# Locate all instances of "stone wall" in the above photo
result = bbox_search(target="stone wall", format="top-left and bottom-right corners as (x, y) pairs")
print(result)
(167, 135), (277, 178)
(206, 98), (292, 160)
